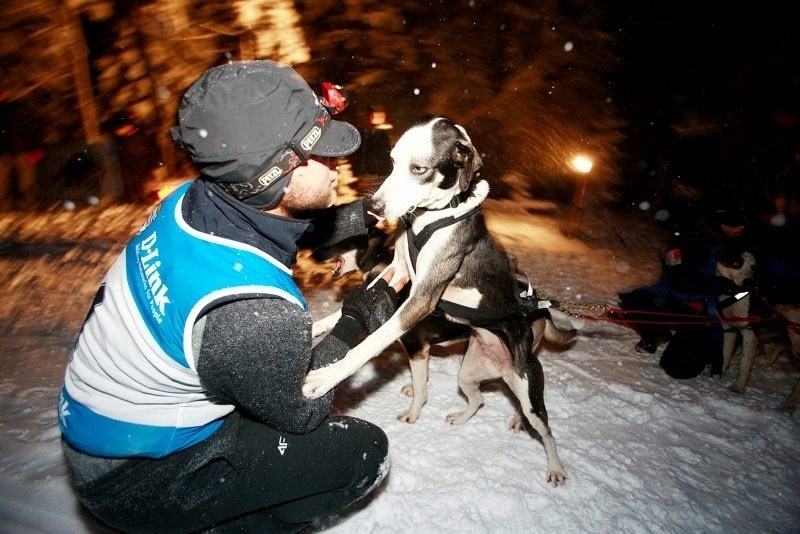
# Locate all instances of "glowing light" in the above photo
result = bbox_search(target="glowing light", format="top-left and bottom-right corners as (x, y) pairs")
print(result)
(571, 154), (593, 174)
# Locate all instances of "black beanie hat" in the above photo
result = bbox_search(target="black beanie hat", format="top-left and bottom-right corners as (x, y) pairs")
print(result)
(171, 60), (361, 209)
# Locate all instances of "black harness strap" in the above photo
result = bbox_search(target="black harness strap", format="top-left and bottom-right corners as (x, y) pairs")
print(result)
(717, 290), (751, 312)
(401, 203), (553, 327)
(401, 205), (482, 272)
(434, 298), (551, 327)
(431, 253), (554, 326)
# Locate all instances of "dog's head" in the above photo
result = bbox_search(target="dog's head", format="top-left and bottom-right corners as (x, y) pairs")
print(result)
(716, 249), (756, 288)
(368, 117), (483, 219)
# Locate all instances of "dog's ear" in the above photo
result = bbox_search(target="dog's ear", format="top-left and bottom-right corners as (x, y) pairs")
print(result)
(452, 141), (482, 191)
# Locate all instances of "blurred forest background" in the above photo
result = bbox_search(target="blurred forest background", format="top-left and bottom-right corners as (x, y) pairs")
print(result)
(1, 0), (798, 224)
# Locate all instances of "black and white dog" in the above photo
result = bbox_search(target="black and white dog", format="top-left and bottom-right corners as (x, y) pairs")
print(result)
(304, 117), (576, 486)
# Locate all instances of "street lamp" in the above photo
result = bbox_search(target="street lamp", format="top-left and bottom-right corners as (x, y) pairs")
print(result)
(571, 154), (593, 174)
(565, 153), (593, 236)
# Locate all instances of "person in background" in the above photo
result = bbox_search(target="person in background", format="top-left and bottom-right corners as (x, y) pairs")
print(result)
(0, 90), (44, 210)
(617, 201), (756, 378)
(58, 60), (405, 533)
(111, 110), (160, 203)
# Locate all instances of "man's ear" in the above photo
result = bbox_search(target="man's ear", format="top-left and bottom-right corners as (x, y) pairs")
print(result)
(452, 141), (482, 191)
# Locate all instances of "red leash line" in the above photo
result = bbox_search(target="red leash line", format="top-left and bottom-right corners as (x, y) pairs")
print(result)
(576, 306), (768, 327)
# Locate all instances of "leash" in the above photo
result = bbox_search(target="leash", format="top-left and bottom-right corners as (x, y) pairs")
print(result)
(601, 306), (765, 327)
(539, 295), (780, 330)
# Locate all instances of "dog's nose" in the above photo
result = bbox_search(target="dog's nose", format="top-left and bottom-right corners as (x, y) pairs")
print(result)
(367, 197), (386, 219)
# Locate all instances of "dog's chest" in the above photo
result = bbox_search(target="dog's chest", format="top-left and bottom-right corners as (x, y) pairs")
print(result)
(400, 215), (460, 276)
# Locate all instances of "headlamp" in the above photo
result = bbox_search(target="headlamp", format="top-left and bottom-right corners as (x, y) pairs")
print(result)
(320, 81), (348, 115)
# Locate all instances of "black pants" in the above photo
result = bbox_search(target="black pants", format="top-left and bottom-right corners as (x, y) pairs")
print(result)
(617, 288), (703, 346)
(618, 288), (723, 378)
(63, 413), (389, 533)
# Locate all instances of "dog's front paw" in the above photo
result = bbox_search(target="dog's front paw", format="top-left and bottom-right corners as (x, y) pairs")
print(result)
(397, 409), (420, 424)
(445, 411), (470, 425)
(303, 365), (343, 398)
(312, 310), (341, 338)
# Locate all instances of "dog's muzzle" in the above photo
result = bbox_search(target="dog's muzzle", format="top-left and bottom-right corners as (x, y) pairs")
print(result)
(367, 198), (386, 221)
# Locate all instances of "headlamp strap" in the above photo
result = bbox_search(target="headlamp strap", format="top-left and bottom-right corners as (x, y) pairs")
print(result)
(220, 106), (331, 201)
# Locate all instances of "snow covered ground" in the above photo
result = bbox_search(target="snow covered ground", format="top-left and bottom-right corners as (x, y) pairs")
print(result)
(1, 182), (798, 533)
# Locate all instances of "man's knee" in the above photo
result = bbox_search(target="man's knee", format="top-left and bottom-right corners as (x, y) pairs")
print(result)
(330, 416), (389, 496)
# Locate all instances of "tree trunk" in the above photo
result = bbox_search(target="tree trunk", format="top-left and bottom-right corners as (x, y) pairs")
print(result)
(59, 3), (122, 199)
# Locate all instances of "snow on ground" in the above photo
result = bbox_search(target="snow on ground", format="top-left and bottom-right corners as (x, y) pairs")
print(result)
(1, 183), (798, 533)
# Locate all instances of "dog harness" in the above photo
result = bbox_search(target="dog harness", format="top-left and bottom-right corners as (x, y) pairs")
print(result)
(400, 204), (481, 271)
(59, 182), (306, 458)
(401, 207), (552, 327)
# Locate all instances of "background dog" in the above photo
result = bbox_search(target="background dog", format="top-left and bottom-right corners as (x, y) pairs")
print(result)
(715, 250), (758, 393)
(304, 117), (576, 485)
(716, 252), (800, 410)
(774, 304), (800, 414)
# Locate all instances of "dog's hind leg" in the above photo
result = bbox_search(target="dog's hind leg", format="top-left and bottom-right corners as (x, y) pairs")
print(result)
(729, 328), (757, 393)
(446, 328), (505, 425)
(506, 361), (567, 487)
(778, 378), (800, 414)
(722, 329), (738, 373)
(501, 318), (567, 487)
(508, 318), (547, 432)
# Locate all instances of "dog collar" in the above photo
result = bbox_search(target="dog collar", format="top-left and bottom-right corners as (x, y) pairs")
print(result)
(418, 191), (470, 211)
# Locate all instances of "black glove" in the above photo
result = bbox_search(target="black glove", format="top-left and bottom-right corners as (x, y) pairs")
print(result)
(329, 278), (401, 348)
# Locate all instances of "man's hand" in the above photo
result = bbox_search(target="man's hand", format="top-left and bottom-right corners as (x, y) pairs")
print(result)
(317, 269), (407, 363)
(341, 269), (406, 334)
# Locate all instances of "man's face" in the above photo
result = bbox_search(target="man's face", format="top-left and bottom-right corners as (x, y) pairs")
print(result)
(720, 223), (746, 238)
(280, 156), (339, 213)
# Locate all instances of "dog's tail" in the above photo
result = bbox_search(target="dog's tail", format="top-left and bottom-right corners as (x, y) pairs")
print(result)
(543, 316), (578, 345)
(529, 311), (577, 357)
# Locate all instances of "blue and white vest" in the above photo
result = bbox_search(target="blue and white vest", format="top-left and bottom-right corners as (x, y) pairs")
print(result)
(59, 182), (306, 458)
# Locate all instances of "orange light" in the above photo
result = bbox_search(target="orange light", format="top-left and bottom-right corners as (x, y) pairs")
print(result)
(571, 154), (593, 174)
(157, 185), (178, 200)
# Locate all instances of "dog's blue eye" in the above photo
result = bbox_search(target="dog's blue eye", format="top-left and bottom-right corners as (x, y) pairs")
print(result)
(411, 165), (428, 175)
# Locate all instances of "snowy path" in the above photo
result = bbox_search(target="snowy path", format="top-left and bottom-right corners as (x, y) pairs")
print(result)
(1, 197), (798, 533)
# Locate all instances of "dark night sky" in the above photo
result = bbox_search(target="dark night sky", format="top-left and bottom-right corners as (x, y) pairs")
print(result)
(606, 2), (800, 206)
